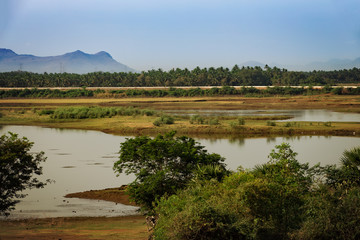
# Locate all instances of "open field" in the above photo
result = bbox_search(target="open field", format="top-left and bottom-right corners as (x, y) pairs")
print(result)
(1, 94), (360, 111)
(0, 95), (360, 138)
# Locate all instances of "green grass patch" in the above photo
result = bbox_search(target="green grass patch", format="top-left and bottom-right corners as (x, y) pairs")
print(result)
(51, 106), (156, 119)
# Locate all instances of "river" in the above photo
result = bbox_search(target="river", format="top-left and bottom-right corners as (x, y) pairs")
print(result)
(1, 125), (360, 219)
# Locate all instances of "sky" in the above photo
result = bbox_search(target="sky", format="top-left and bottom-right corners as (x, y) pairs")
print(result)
(0, 0), (359, 71)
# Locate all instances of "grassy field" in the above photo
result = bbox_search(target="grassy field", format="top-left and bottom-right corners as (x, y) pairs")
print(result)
(1, 95), (359, 138)
(1, 94), (360, 111)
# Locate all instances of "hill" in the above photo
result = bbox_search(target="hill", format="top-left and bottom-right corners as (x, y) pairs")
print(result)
(0, 49), (136, 74)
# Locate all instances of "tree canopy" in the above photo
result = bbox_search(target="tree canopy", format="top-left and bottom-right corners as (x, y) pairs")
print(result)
(1, 66), (359, 87)
(113, 131), (225, 211)
(0, 132), (49, 216)
(153, 144), (360, 240)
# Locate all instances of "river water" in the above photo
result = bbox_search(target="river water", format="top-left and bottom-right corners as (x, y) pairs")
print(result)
(1, 123), (360, 219)
(165, 109), (360, 122)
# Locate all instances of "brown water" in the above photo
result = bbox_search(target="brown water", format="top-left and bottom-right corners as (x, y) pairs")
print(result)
(1, 125), (359, 219)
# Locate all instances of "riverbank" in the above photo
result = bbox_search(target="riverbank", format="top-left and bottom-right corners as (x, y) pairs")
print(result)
(0, 215), (148, 240)
(0, 187), (146, 239)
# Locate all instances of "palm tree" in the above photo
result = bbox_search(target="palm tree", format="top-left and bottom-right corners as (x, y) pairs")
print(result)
(339, 147), (360, 186)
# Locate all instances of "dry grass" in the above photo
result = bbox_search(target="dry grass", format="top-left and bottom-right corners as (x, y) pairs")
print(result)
(0, 215), (148, 240)
(1, 95), (359, 111)
(0, 95), (359, 138)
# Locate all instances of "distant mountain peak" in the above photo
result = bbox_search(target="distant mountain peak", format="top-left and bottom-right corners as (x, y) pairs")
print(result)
(64, 50), (88, 57)
(0, 49), (136, 73)
(0, 48), (17, 57)
(95, 51), (112, 59)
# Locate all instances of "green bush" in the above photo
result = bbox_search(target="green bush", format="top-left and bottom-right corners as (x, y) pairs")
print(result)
(50, 106), (155, 119)
(153, 115), (174, 126)
(153, 118), (162, 126)
(238, 117), (245, 125)
(324, 122), (332, 127)
(154, 143), (320, 240)
(294, 186), (360, 240)
(267, 120), (276, 126)
(284, 122), (296, 127)
(189, 114), (205, 124)
(206, 117), (220, 125)
(38, 109), (55, 115)
(230, 117), (246, 128)
(154, 182), (250, 240)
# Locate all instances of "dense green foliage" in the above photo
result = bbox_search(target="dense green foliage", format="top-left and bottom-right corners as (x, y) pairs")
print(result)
(0, 88), (99, 98)
(152, 143), (360, 240)
(113, 132), (225, 212)
(189, 115), (220, 125)
(46, 106), (155, 119)
(0, 133), (48, 216)
(153, 115), (175, 126)
(1, 86), (360, 99)
(324, 147), (360, 188)
(0, 66), (359, 88)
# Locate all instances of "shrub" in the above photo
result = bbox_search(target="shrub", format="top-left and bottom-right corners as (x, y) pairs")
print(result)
(206, 117), (220, 125)
(294, 186), (360, 240)
(50, 106), (156, 119)
(238, 117), (245, 125)
(189, 114), (205, 124)
(154, 143), (317, 240)
(267, 120), (276, 126)
(230, 118), (246, 128)
(324, 122), (332, 127)
(154, 182), (250, 240)
(284, 122), (295, 127)
(38, 109), (55, 116)
(153, 118), (162, 126)
(153, 115), (174, 126)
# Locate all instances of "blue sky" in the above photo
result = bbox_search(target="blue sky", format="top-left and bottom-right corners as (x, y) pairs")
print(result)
(0, 0), (359, 71)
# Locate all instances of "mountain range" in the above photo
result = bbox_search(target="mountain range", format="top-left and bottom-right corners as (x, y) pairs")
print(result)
(0, 49), (136, 74)
(0, 48), (359, 73)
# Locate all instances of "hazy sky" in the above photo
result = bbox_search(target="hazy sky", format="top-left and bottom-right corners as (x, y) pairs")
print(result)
(1, 0), (359, 71)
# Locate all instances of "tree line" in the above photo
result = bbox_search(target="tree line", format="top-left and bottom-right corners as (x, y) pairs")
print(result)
(0, 66), (359, 87)
(1, 85), (360, 99)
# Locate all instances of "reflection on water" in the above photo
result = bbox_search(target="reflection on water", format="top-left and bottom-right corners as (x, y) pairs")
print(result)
(165, 109), (360, 122)
(200, 135), (360, 170)
(1, 125), (360, 219)
(0, 125), (138, 219)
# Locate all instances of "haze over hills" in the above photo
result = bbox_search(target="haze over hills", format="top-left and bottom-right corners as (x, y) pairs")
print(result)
(0, 49), (136, 74)
(0, 49), (359, 73)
